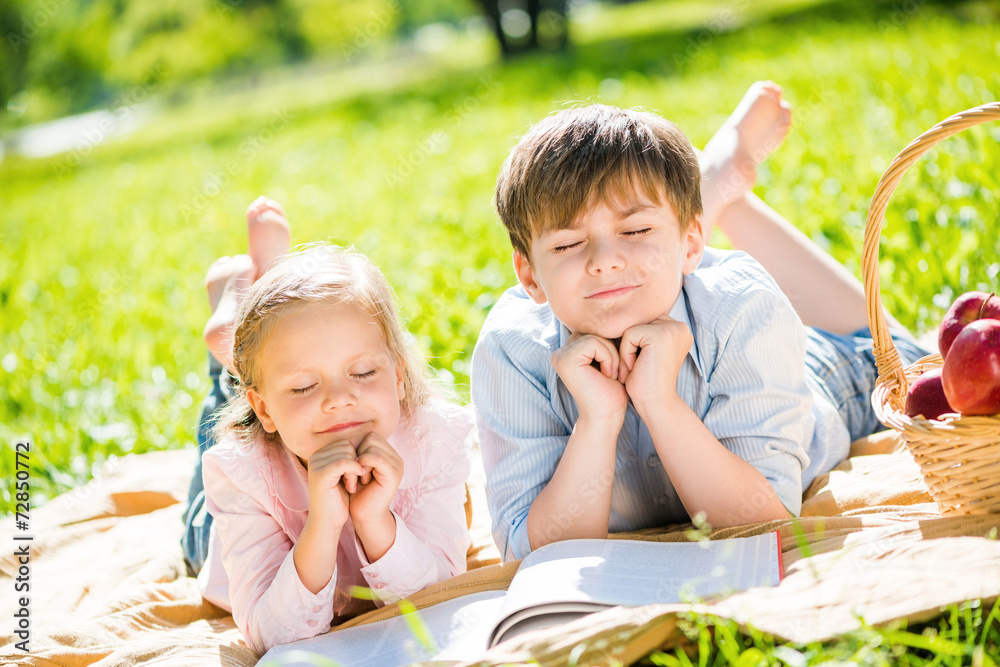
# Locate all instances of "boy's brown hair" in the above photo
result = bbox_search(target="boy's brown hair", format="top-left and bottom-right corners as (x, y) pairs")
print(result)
(494, 104), (702, 260)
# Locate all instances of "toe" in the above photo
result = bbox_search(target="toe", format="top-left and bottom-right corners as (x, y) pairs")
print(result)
(263, 198), (286, 216)
(246, 196), (267, 217)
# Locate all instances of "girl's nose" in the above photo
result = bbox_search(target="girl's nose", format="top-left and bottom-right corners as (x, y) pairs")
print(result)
(321, 380), (358, 410)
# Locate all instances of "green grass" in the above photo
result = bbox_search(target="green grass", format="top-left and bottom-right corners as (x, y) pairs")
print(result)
(1, 0), (999, 660)
(644, 598), (1000, 667)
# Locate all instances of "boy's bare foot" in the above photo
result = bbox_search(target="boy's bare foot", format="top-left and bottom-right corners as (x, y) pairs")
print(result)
(246, 196), (291, 281)
(699, 81), (792, 238)
(203, 254), (254, 370)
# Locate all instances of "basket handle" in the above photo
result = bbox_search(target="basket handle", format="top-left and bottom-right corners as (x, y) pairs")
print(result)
(863, 101), (1000, 400)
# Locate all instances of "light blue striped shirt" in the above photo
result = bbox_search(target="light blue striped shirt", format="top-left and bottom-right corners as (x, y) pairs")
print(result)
(471, 247), (850, 561)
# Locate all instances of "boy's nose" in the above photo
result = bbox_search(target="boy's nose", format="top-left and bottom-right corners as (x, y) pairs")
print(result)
(586, 238), (625, 274)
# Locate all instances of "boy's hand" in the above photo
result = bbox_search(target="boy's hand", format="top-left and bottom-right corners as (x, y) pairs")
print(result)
(349, 433), (403, 525)
(305, 441), (364, 529)
(619, 316), (693, 413)
(551, 332), (629, 423)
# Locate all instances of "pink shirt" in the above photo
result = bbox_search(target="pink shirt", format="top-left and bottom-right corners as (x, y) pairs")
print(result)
(197, 399), (474, 653)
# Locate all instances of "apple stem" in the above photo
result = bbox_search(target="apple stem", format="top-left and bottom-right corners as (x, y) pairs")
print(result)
(980, 293), (997, 320)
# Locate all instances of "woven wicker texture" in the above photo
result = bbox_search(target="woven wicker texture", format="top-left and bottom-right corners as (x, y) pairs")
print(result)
(863, 101), (1000, 515)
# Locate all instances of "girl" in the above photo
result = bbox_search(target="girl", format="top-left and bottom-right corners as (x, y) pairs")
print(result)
(184, 206), (474, 653)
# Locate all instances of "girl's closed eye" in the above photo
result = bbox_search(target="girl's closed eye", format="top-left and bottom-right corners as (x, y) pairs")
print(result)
(290, 383), (316, 395)
(353, 369), (377, 379)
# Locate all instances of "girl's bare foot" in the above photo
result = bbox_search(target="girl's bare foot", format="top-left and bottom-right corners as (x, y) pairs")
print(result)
(203, 254), (254, 370)
(246, 196), (291, 281)
(699, 81), (792, 238)
(205, 255), (237, 313)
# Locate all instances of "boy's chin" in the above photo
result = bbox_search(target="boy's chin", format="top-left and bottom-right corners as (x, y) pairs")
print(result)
(568, 319), (637, 341)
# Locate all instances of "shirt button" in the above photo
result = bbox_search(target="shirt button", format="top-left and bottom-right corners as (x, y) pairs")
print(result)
(307, 620), (318, 627)
(647, 455), (659, 467)
(657, 495), (668, 505)
(374, 583), (386, 590)
(312, 606), (322, 613)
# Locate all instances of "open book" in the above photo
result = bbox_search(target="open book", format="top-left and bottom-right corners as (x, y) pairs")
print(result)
(260, 532), (781, 667)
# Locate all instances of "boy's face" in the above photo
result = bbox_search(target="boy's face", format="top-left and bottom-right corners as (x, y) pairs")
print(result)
(513, 192), (704, 339)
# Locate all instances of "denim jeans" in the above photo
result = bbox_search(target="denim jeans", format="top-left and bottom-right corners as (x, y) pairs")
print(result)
(180, 354), (234, 576)
(805, 326), (932, 442)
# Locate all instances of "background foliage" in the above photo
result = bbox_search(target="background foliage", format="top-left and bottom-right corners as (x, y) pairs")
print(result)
(2, 0), (999, 519)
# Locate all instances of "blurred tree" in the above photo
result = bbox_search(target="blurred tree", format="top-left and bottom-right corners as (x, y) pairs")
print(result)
(395, 0), (478, 35)
(0, 0), (30, 115)
(476, 0), (568, 56)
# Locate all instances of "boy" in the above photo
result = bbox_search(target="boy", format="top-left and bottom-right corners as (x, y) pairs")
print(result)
(471, 82), (929, 561)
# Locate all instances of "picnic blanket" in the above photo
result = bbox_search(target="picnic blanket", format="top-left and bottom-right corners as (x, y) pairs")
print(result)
(2, 430), (999, 666)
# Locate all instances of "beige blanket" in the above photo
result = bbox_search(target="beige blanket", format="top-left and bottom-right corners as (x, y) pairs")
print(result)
(2, 431), (999, 666)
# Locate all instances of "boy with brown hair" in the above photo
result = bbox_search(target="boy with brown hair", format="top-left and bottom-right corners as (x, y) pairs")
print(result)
(472, 82), (929, 561)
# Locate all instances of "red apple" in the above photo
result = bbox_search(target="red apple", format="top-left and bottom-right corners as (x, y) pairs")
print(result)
(939, 291), (998, 360)
(904, 368), (954, 419)
(941, 319), (1000, 415)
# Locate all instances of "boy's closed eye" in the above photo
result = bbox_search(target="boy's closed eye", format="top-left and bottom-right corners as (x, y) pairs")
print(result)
(623, 227), (652, 237)
(553, 241), (582, 253)
(549, 226), (652, 253)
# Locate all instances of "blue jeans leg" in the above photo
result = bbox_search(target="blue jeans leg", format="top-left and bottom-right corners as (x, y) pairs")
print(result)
(181, 354), (233, 576)
(805, 326), (933, 442)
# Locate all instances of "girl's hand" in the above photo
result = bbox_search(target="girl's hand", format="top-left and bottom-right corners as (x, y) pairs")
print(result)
(349, 433), (403, 562)
(349, 433), (404, 521)
(306, 441), (365, 529)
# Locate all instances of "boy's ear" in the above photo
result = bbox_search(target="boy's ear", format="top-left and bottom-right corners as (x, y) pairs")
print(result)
(246, 388), (278, 433)
(512, 250), (548, 304)
(681, 216), (706, 275)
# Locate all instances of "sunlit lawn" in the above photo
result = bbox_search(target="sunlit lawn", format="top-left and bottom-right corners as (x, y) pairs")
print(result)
(2, 0), (999, 540)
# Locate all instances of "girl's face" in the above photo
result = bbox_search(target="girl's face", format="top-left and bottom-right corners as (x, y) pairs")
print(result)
(246, 300), (405, 466)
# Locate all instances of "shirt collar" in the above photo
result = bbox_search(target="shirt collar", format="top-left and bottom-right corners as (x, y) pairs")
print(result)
(556, 287), (702, 376)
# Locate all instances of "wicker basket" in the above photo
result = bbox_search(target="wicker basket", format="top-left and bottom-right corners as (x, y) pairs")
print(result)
(863, 101), (1000, 515)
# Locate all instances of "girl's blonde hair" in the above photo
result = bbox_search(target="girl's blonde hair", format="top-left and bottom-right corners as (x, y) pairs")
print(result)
(212, 243), (437, 450)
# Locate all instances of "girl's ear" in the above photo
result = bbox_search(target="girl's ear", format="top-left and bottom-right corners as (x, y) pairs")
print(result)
(395, 361), (406, 402)
(246, 388), (278, 433)
(681, 216), (706, 275)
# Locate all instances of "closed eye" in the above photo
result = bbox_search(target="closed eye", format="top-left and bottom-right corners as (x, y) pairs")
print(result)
(624, 228), (651, 237)
(353, 369), (377, 379)
(291, 384), (316, 395)
(553, 241), (582, 253)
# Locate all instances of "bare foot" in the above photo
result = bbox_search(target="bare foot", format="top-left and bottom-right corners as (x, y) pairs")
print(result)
(699, 81), (792, 237)
(246, 196), (291, 280)
(203, 254), (254, 370)
(205, 255), (237, 313)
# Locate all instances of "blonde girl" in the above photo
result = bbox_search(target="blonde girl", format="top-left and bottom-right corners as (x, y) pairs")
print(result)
(185, 236), (473, 654)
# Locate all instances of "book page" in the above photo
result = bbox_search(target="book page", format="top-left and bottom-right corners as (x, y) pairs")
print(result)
(260, 590), (505, 667)
(490, 533), (778, 646)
